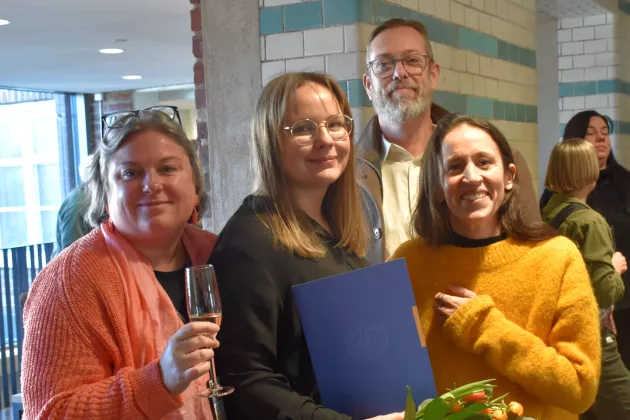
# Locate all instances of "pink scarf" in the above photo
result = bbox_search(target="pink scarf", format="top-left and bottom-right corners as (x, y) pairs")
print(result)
(101, 223), (218, 419)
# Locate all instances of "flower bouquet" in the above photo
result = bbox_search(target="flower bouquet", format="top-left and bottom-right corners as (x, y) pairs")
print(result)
(404, 379), (524, 420)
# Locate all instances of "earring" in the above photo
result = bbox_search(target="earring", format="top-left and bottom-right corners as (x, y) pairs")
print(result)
(191, 195), (199, 225)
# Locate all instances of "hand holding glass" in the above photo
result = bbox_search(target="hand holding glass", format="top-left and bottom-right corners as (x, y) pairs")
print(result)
(185, 264), (235, 398)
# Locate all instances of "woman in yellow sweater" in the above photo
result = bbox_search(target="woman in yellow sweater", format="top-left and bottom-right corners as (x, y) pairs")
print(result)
(392, 114), (601, 420)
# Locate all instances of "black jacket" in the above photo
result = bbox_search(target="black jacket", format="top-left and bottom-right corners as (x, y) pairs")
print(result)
(540, 153), (630, 309)
(210, 196), (368, 420)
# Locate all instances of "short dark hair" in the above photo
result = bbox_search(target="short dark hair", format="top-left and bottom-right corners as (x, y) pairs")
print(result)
(412, 114), (554, 245)
(366, 18), (433, 61)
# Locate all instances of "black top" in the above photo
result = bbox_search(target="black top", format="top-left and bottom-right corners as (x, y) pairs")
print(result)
(448, 232), (507, 248)
(155, 262), (190, 324)
(210, 195), (368, 420)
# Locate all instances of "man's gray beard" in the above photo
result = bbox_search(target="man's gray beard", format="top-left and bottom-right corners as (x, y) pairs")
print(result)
(371, 86), (431, 123)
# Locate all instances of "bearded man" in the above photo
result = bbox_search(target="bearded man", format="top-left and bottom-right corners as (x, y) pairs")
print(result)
(357, 19), (539, 263)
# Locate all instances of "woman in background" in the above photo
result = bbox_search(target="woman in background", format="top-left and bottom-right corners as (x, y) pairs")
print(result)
(542, 138), (630, 419)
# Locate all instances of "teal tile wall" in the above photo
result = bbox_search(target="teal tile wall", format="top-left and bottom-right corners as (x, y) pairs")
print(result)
(260, 0), (536, 68)
(323, 0), (373, 26)
(343, 79), (372, 106)
(284, 1), (323, 31)
(343, 80), (537, 123)
(260, 7), (283, 35)
(559, 79), (630, 97)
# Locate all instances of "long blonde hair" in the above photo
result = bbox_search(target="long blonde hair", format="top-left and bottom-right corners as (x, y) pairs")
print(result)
(251, 72), (368, 258)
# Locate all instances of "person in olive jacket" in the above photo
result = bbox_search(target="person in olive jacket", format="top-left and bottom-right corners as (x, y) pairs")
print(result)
(542, 138), (630, 419)
(540, 110), (630, 369)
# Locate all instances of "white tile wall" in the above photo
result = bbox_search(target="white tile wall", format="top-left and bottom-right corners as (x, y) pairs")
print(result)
(584, 40), (607, 54)
(584, 67), (607, 80)
(562, 69), (584, 82)
(343, 23), (376, 53)
(562, 42), (584, 56)
(595, 25), (613, 39)
(304, 27), (344, 57)
(464, 7), (480, 30)
(558, 56), (572, 70)
(325, 52), (366, 80)
(451, 2), (466, 26)
(563, 96), (585, 110)
(435, 0), (451, 20)
(439, 68), (460, 92)
(452, 49), (467, 72)
(484, 0), (497, 15)
(266, 32), (304, 60)
(486, 78), (498, 98)
(473, 75), (486, 96)
(558, 29), (571, 43)
(459, 73), (474, 94)
(561, 17), (584, 29)
(572, 27), (594, 41)
(261, 60), (286, 86)
(585, 94), (608, 108)
(263, 0), (300, 6)
(417, 0), (436, 15)
(573, 54), (595, 68)
(466, 51), (480, 74)
(285, 56), (325, 73)
(583, 14), (607, 26)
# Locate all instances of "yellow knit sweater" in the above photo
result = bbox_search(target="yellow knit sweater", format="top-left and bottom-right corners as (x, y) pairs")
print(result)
(391, 236), (601, 420)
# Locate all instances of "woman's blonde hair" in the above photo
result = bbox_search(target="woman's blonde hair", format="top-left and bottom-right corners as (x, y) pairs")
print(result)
(85, 109), (206, 227)
(413, 113), (554, 245)
(251, 72), (368, 258)
(545, 138), (600, 194)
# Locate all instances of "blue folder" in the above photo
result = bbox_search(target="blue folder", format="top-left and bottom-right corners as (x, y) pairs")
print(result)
(292, 258), (437, 418)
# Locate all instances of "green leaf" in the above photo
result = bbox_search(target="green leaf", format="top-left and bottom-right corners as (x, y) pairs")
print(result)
(423, 398), (449, 420)
(404, 386), (417, 420)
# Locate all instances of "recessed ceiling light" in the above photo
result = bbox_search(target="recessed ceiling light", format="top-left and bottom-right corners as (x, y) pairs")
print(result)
(0, 19), (11, 26)
(99, 48), (124, 54)
(122, 75), (142, 80)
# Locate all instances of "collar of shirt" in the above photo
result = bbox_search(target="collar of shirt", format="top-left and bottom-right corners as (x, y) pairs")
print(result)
(382, 135), (422, 164)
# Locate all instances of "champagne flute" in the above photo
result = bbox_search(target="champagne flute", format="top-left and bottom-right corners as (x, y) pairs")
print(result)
(185, 264), (235, 398)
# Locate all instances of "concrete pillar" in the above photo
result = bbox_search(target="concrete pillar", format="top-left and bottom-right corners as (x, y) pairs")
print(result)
(194, 0), (262, 232)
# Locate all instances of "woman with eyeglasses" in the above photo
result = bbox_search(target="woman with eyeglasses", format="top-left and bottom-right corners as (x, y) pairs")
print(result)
(21, 108), (219, 419)
(210, 73), (402, 420)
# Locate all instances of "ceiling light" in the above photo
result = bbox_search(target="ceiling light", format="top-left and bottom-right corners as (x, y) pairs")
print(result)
(99, 48), (124, 54)
(0, 19), (11, 26)
(122, 75), (142, 80)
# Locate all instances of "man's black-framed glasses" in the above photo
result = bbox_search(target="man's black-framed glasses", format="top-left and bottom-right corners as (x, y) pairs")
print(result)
(101, 105), (182, 135)
(367, 53), (432, 79)
(283, 114), (353, 146)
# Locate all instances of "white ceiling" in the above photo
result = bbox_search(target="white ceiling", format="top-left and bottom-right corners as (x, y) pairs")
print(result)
(0, 0), (194, 94)
(536, 0), (612, 18)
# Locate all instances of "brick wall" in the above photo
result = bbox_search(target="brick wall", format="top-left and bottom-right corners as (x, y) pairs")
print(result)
(557, 10), (630, 167)
(85, 90), (134, 149)
(258, 0), (540, 189)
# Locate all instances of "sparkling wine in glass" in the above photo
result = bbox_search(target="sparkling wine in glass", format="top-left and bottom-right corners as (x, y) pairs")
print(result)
(185, 264), (234, 399)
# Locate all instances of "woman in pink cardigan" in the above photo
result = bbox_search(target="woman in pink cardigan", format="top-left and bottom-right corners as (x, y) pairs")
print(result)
(21, 107), (218, 419)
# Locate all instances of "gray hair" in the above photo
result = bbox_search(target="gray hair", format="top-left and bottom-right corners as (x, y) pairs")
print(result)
(84, 109), (206, 228)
